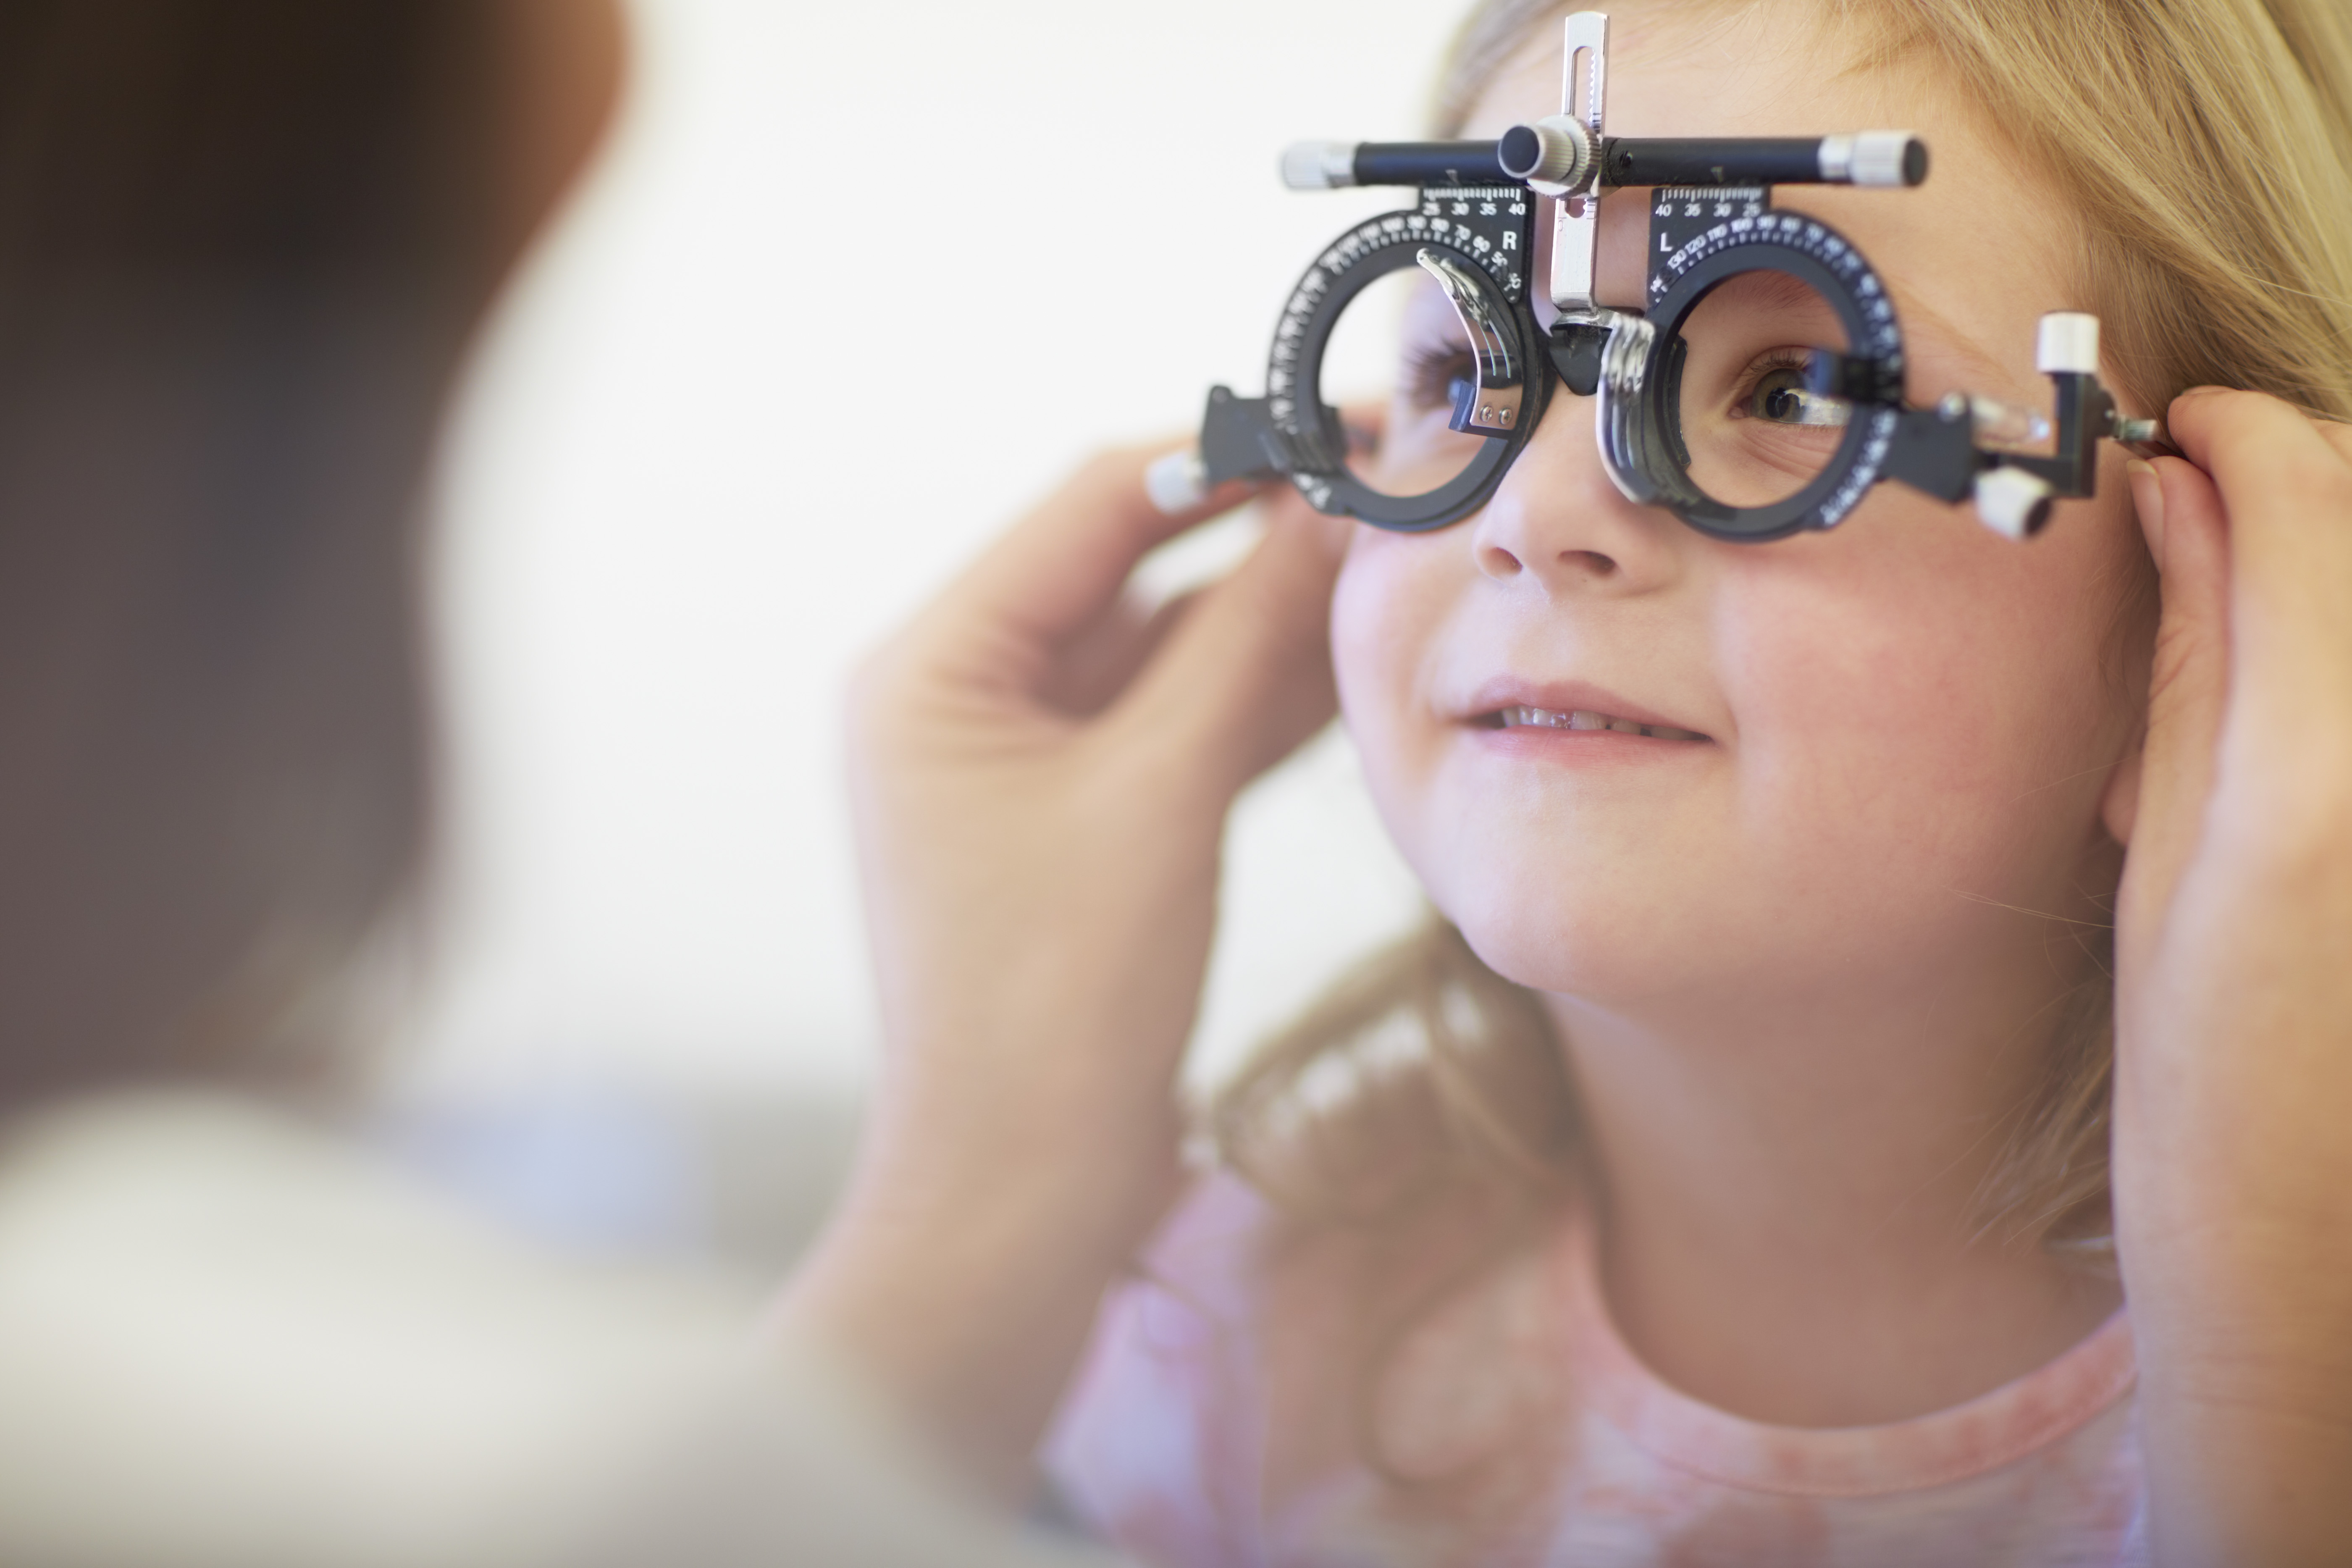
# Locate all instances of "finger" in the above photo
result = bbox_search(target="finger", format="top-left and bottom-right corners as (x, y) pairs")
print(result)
(1102, 495), (1351, 802)
(927, 444), (1258, 680)
(2165, 390), (2352, 724)
(2120, 454), (2233, 930)
(1032, 590), (1193, 720)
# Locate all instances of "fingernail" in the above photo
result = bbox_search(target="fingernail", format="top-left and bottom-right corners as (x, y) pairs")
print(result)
(2126, 458), (2165, 559)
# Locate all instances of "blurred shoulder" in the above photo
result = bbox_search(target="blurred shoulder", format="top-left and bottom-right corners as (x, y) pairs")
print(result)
(0, 1089), (756, 1568)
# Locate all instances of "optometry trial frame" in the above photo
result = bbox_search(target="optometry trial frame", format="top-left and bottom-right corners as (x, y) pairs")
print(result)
(1151, 11), (2172, 543)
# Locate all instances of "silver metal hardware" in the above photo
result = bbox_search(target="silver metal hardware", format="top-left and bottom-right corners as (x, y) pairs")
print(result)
(1966, 394), (2053, 448)
(1819, 131), (1920, 187)
(1280, 141), (1357, 190)
(1416, 247), (1525, 434)
(1593, 313), (1658, 505)
(1504, 114), (1598, 195)
(1549, 11), (1611, 317)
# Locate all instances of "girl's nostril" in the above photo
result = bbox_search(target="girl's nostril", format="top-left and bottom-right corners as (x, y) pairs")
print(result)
(1478, 544), (1526, 578)
(1570, 550), (1620, 576)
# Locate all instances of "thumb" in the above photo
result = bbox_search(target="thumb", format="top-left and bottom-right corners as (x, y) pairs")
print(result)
(1107, 497), (1351, 804)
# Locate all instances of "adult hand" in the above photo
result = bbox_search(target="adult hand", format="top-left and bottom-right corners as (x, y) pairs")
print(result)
(779, 446), (1347, 1498)
(2107, 390), (2352, 1566)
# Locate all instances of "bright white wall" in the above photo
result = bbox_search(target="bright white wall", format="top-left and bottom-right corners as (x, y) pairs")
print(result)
(403, 0), (1462, 1100)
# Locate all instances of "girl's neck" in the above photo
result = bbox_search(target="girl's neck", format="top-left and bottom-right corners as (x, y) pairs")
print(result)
(1543, 957), (2122, 1428)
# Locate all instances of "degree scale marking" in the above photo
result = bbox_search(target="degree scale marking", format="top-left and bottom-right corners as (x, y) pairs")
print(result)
(1647, 207), (1901, 362)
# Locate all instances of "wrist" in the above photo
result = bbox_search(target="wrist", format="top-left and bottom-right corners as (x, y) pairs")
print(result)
(775, 1102), (1186, 1499)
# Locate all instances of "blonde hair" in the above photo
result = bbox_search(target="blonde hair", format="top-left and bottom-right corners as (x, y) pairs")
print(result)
(1211, 0), (2352, 1483)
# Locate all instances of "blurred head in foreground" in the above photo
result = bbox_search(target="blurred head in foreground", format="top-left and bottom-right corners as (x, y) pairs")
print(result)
(0, 1), (621, 1109)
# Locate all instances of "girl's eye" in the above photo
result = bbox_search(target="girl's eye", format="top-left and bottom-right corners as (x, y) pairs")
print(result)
(1734, 362), (1850, 428)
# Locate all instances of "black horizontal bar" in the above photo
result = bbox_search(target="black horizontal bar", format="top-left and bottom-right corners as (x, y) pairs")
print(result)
(1601, 138), (1825, 188)
(1349, 141), (1510, 187)
(1343, 136), (1922, 192)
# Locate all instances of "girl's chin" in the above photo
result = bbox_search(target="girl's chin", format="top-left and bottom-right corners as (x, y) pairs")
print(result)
(1433, 888), (1716, 1003)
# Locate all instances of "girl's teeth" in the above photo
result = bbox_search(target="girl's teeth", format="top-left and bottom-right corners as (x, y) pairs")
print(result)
(1499, 705), (1702, 742)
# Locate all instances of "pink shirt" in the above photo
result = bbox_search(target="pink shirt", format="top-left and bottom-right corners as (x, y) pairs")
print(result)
(1046, 1175), (2146, 1567)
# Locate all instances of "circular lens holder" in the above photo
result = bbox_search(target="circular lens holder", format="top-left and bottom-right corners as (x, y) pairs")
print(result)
(1611, 191), (1905, 541)
(1200, 184), (1545, 533)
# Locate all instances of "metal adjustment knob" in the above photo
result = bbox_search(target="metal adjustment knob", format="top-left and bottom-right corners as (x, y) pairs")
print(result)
(1497, 115), (1596, 194)
(1817, 131), (1928, 188)
(1144, 449), (1209, 516)
(2036, 313), (2101, 375)
(1280, 141), (1358, 190)
(1974, 466), (2057, 540)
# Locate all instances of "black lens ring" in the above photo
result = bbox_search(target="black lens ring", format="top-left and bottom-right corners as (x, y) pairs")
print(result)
(1640, 215), (1906, 541)
(1270, 227), (1546, 533)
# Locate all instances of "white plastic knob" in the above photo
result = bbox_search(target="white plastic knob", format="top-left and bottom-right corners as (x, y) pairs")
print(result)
(2036, 313), (2101, 375)
(1145, 449), (1209, 516)
(1973, 465), (2057, 540)
(1280, 142), (1356, 191)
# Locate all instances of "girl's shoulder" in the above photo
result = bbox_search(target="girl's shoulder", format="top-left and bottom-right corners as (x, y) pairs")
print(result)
(1041, 1170), (1275, 1565)
(1042, 1169), (1567, 1564)
(0, 1090), (761, 1567)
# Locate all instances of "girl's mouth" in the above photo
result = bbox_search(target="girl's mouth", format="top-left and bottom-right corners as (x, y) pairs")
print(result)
(1488, 705), (1710, 743)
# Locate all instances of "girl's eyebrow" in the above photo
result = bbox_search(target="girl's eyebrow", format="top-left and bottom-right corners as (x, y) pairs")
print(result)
(1719, 268), (1839, 317)
(1725, 264), (2016, 391)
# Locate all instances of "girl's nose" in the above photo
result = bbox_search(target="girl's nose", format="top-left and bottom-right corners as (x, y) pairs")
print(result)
(1468, 404), (1687, 596)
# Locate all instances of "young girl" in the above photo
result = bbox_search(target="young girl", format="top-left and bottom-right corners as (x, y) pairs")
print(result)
(784, 0), (2352, 1561)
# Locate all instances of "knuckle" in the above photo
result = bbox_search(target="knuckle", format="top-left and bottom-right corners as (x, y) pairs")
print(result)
(844, 641), (906, 712)
(843, 646), (926, 756)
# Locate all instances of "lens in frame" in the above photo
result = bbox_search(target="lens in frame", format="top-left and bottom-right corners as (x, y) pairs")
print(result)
(1667, 268), (1852, 511)
(1318, 263), (1494, 501)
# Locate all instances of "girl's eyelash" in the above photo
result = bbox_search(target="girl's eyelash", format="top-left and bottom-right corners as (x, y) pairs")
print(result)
(1403, 342), (1476, 412)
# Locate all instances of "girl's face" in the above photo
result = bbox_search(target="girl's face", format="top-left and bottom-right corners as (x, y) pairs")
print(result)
(1333, 9), (2152, 1015)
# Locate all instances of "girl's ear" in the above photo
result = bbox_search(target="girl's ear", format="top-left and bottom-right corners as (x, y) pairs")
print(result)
(2100, 731), (2146, 848)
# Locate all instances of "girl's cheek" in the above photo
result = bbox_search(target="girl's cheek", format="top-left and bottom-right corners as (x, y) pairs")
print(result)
(1331, 529), (1452, 837)
(1330, 536), (1407, 750)
(1718, 505), (2134, 889)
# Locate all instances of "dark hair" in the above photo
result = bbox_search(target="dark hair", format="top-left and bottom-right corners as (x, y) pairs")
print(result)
(0, 3), (506, 1107)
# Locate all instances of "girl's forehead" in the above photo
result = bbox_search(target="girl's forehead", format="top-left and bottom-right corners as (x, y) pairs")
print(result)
(1463, 4), (1889, 137)
(1460, 5), (2080, 406)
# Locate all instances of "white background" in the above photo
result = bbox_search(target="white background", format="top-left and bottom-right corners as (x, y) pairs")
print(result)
(400, 0), (1468, 1104)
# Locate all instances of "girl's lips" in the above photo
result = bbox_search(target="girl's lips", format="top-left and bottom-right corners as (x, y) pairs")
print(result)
(1490, 704), (1708, 742)
(1455, 678), (1714, 743)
